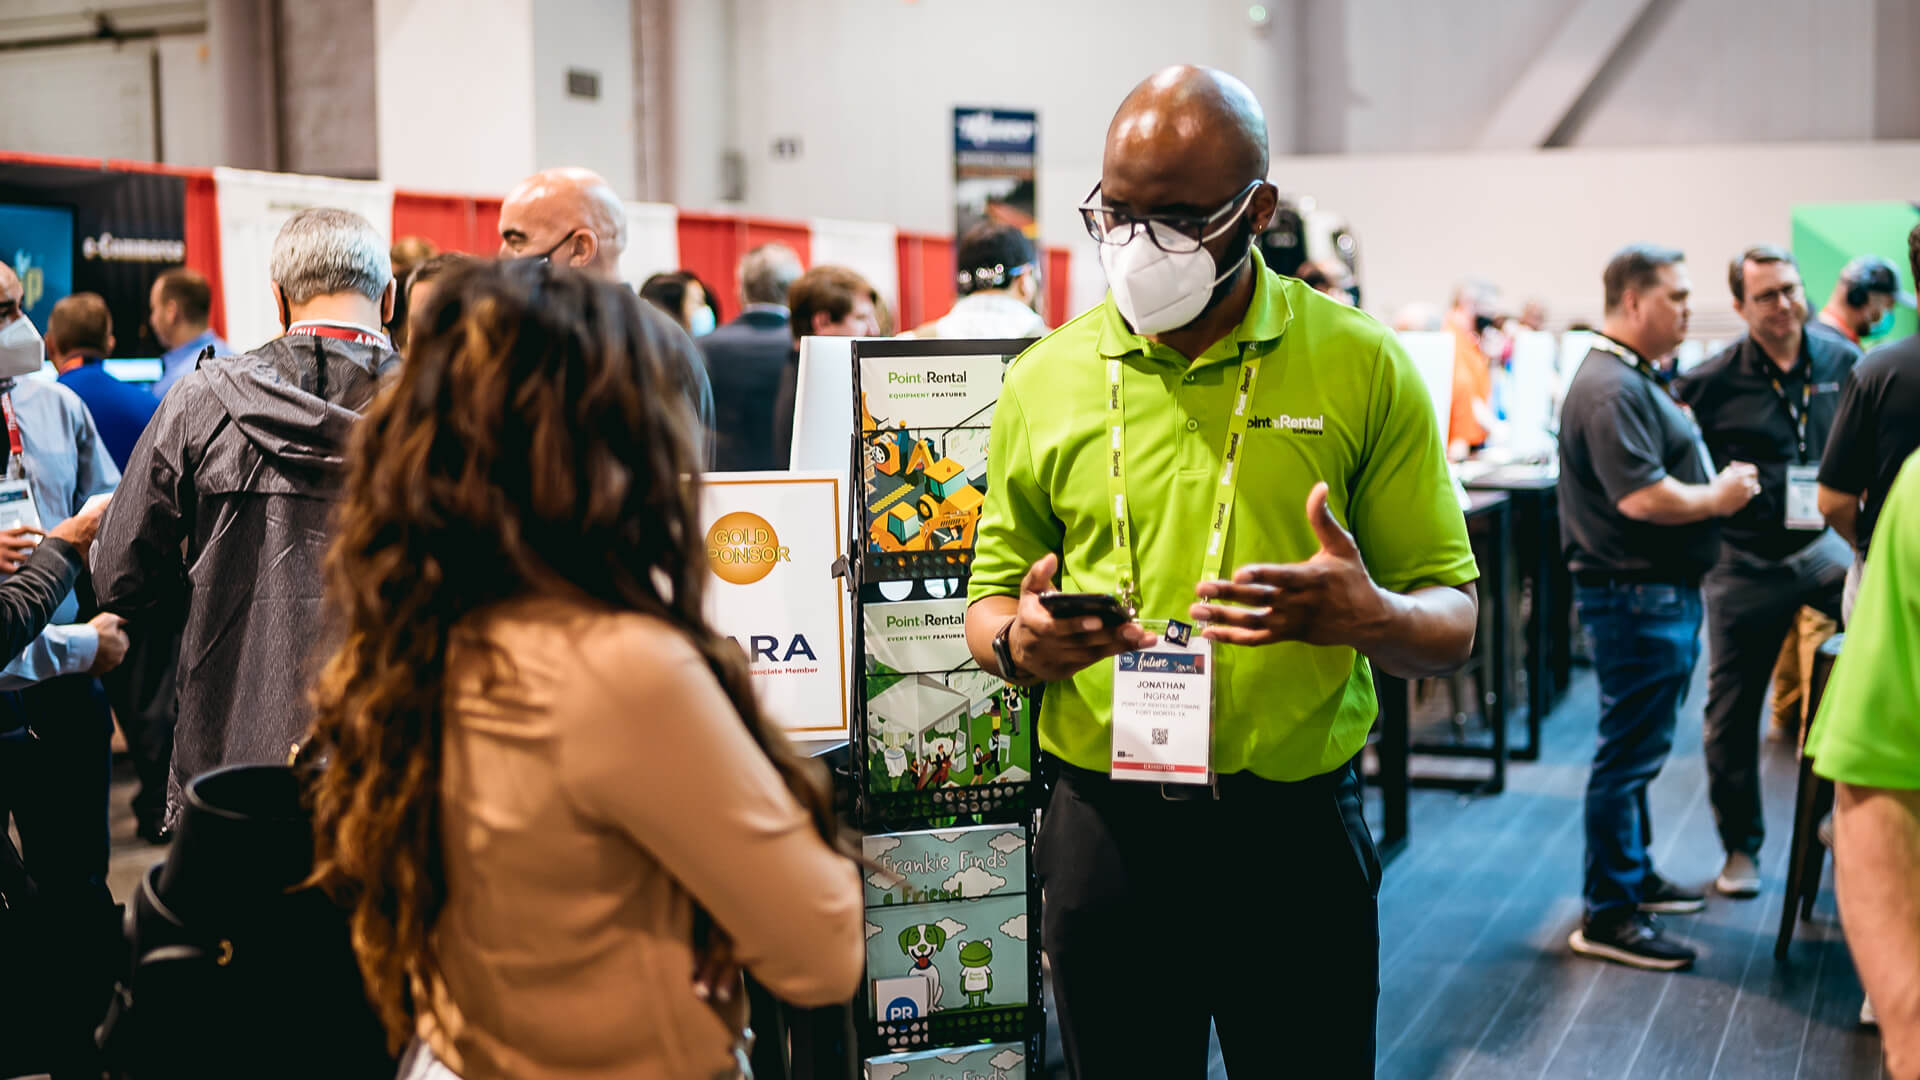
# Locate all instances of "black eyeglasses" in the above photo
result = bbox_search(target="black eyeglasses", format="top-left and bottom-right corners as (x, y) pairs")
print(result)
(1078, 180), (1262, 254)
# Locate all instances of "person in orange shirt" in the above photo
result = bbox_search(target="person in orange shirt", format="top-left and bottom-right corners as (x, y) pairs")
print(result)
(1447, 279), (1500, 460)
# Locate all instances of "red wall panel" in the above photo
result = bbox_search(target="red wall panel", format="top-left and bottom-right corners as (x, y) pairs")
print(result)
(675, 213), (812, 315)
(182, 173), (225, 338)
(392, 192), (506, 256)
(1045, 248), (1074, 328)
(894, 232), (954, 332)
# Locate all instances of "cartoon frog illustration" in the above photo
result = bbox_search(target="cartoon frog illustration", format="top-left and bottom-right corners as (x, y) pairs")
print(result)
(957, 939), (994, 1008)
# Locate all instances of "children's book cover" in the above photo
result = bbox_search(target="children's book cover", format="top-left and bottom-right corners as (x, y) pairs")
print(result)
(863, 825), (1028, 907)
(864, 1042), (1027, 1080)
(865, 894), (1027, 1019)
(863, 826), (1030, 1021)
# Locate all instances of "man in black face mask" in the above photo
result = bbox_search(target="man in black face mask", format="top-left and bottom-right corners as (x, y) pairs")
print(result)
(497, 167), (714, 460)
(964, 66), (1480, 1078)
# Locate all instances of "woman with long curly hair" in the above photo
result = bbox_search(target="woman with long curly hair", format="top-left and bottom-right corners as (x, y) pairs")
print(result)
(304, 258), (863, 1079)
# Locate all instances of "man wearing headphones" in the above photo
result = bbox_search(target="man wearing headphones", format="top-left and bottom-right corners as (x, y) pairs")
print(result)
(1817, 254), (1913, 347)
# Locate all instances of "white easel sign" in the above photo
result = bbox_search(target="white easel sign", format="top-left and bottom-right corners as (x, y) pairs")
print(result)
(700, 471), (850, 738)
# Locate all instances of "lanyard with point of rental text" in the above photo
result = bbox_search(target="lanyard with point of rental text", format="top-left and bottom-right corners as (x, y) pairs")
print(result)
(1106, 351), (1262, 618)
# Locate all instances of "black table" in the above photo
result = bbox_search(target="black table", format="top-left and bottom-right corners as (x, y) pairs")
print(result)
(1462, 464), (1568, 760)
(1368, 489), (1512, 865)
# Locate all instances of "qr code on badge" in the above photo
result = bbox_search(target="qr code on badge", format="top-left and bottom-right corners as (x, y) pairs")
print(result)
(1151, 728), (1169, 746)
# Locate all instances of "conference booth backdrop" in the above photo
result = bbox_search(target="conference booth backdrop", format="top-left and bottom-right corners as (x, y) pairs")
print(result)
(0, 151), (1073, 356)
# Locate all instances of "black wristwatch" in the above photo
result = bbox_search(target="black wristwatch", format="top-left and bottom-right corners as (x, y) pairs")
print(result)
(992, 618), (1029, 684)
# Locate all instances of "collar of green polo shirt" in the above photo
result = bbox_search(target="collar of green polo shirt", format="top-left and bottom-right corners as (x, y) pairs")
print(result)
(962, 69), (1480, 785)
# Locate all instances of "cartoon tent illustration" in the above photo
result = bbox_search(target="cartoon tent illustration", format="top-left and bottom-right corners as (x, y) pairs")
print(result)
(869, 675), (970, 778)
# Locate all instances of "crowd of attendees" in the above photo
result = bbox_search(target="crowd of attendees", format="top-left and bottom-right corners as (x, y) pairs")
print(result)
(0, 137), (1917, 1077)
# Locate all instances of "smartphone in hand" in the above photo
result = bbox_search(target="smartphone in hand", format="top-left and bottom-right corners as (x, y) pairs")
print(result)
(1038, 591), (1131, 628)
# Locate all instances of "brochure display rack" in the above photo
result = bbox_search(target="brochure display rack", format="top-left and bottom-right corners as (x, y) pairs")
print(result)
(845, 339), (1045, 1069)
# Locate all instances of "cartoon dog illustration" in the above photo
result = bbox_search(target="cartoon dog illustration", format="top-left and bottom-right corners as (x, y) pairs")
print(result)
(898, 923), (947, 1009)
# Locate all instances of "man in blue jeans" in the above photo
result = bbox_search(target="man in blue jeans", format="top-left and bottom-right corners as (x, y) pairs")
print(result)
(1557, 245), (1761, 969)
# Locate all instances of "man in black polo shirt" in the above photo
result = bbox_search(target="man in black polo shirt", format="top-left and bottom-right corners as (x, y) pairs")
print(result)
(1560, 244), (1759, 970)
(1674, 244), (1858, 901)
(1819, 223), (1920, 623)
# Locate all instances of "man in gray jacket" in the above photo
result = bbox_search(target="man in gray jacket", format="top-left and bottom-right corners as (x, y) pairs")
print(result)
(94, 207), (400, 827)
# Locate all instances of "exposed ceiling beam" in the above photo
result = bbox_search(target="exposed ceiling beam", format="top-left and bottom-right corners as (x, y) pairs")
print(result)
(1474, 0), (1663, 150)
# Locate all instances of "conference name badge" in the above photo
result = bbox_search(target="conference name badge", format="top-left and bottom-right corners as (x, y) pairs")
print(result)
(1111, 637), (1213, 785)
(0, 478), (42, 534)
(1784, 464), (1823, 531)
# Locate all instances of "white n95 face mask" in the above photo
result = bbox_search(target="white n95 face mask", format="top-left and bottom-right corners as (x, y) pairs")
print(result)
(0, 316), (45, 379)
(1098, 195), (1255, 336)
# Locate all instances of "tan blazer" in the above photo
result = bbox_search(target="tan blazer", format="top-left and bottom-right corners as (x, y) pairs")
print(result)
(418, 595), (862, 1079)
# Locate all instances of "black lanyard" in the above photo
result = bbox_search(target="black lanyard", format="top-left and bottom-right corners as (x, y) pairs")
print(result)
(1767, 371), (1812, 463)
(1591, 337), (1677, 401)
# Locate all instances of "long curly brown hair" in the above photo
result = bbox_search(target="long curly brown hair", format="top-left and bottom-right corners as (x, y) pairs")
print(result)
(304, 258), (839, 1050)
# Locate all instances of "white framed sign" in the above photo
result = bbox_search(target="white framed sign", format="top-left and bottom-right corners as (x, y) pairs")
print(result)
(701, 470), (850, 738)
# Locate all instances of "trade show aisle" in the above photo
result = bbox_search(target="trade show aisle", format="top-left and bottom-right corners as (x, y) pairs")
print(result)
(1367, 666), (1877, 1080)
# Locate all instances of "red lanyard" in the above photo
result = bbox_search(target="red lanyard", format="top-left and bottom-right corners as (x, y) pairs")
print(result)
(286, 323), (388, 348)
(2, 394), (23, 457)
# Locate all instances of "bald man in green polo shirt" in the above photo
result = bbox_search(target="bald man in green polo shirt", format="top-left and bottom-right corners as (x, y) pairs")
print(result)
(964, 67), (1479, 1078)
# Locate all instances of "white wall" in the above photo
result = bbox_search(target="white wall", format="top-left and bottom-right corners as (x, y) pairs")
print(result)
(691, 0), (1288, 239)
(156, 35), (220, 167)
(669, 0), (736, 208)
(375, 0), (536, 194)
(0, 41), (155, 161)
(532, 0), (637, 194)
(1272, 141), (1920, 338)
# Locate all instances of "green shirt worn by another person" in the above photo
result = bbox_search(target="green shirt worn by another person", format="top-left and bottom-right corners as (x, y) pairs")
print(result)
(1808, 456), (1920, 790)
(968, 255), (1478, 782)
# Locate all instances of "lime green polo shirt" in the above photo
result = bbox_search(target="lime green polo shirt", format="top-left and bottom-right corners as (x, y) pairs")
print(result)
(968, 257), (1479, 781)
(1809, 457), (1920, 789)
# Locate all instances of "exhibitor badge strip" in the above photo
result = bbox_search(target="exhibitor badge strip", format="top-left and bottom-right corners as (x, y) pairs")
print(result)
(1785, 464), (1823, 531)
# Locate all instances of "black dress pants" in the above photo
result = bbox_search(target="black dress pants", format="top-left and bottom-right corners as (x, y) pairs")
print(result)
(1039, 759), (1381, 1079)
(0, 677), (119, 1076)
(101, 624), (181, 831)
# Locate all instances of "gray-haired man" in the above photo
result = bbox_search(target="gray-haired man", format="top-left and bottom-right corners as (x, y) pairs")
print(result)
(701, 243), (805, 471)
(93, 207), (401, 827)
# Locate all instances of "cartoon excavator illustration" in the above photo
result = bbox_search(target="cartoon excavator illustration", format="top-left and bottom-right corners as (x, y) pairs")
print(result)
(862, 392), (985, 556)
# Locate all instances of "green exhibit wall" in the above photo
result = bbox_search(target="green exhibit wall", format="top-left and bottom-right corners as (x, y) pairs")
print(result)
(1791, 201), (1920, 345)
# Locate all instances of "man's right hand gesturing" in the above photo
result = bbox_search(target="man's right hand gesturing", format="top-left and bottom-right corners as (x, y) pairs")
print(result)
(1001, 553), (1158, 684)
